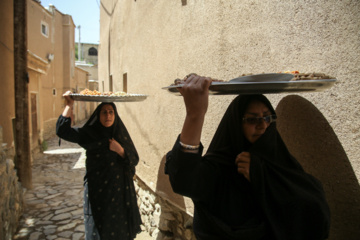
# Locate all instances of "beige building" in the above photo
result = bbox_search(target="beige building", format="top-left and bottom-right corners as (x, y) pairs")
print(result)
(0, 0), (91, 151)
(27, 1), (91, 145)
(99, 0), (360, 239)
(0, 0), (15, 151)
(78, 42), (99, 65)
(0, 1), (92, 237)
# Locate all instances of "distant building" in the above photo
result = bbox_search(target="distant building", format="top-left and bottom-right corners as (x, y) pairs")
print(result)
(76, 42), (99, 113)
(77, 42), (99, 65)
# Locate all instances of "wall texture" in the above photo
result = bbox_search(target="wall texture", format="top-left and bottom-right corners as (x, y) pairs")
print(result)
(0, 127), (24, 240)
(0, 0), (15, 148)
(99, 0), (360, 238)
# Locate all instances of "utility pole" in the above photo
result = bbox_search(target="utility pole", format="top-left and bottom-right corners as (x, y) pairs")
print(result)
(14, 0), (32, 189)
(77, 25), (81, 61)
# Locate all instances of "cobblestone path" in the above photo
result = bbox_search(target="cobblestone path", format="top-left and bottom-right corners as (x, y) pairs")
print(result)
(13, 133), (152, 240)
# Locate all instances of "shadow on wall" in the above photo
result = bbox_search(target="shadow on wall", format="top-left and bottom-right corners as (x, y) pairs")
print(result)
(156, 155), (186, 210)
(154, 155), (195, 239)
(276, 95), (360, 240)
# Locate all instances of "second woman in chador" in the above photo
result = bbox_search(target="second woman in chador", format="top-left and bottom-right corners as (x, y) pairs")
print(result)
(56, 91), (142, 240)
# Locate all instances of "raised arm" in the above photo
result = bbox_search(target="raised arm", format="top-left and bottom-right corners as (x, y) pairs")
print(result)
(62, 90), (74, 118)
(178, 74), (212, 148)
(165, 75), (217, 200)
(56, 91), (79, 143)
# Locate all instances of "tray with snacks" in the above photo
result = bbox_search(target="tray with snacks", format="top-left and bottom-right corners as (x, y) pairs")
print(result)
(69, 89), (148, 102)
(162, 72), (337, 95)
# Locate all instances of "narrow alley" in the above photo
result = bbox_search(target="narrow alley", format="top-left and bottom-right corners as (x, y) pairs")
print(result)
(13, 127), (152, 240)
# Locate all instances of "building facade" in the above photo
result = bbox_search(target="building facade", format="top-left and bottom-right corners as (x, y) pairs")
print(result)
(99, 0), (360, 239)
(27, 1), (91, 145)
(78, 42), (99, 65)
(0, 0), (91, 151)
(0, 0), (92, 238)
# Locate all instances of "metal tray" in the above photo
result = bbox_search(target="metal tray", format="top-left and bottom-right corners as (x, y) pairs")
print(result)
(230, 73), (294, 82)
(162, 79), (337, 95)
(69, 94), (148, 102)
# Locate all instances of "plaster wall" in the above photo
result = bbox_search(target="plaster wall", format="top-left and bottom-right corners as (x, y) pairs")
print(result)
(0, 0), (15, 147)
(27, 1), (63, 130)
(99, 0), (360, 237)
(73, 67), (90, 122)
(27, 1), (53, 61)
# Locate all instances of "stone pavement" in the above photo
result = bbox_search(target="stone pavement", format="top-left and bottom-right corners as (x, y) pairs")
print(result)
(13, 133), (152, 240)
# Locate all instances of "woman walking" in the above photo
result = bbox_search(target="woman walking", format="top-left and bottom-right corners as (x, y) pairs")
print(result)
(56, 91), (142, 240)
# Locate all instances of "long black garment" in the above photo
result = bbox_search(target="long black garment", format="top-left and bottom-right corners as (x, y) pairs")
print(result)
(165, 94), (330, 240)
(56, 102), (142, 240)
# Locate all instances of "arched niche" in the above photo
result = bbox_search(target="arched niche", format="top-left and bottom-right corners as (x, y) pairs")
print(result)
(276, 95), (360, 239)
(88, 47), (98, 56)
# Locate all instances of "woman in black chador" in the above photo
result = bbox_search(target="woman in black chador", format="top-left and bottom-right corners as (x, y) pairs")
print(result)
(56, 91), (142, 240)
(165, 75), (330, 239)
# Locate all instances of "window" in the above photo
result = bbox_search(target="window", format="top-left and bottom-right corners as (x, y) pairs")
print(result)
(123, 73), (128, 93)
(88, 47), (98, 56)
(41, 21), (49, 37)
(109, 75), (113, 92)
(52, 88), (56, 96)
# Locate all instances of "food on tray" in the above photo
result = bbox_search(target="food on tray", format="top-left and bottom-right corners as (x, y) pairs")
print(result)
(77, 89), (129, 96)
(69, 89), (147, 102)
(282, 70), (300, 74)
(237, 71), (335, 81)
(79, 89), (102, 95)
(172, 73), (226, 86)
(291, 72), (334, 81)
(169, 71), (336, 87)
(277, 71), (335, 80)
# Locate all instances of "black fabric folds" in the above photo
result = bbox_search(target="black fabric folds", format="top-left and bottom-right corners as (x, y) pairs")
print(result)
(166, 94), (330, 240)
(205, 94), (275, 164)
(249, 124), (330, 240)
(57, 102), (141, 240)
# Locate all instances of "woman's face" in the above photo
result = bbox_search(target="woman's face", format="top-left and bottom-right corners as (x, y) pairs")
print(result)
(242, 101), (272, 144)
(99, 104), (115, 127)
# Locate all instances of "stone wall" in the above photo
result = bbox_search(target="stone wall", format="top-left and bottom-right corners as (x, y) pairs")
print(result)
(135, 176), (196, 239)
(42, 118), (58, 141)
(0, 126), (24, 240)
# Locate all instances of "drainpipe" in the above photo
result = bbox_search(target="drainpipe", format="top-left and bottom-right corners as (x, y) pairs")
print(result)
(77, 25), (81, 61)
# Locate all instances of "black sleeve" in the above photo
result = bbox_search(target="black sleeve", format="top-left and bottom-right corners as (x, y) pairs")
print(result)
(165, 135), (221, 202)
(56, 115), (80, 143)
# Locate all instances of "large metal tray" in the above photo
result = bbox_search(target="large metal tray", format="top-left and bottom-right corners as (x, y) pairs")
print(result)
(162, 79), (337, 95)
(230, 73), (294, 82)
(69, 93), (148, 102)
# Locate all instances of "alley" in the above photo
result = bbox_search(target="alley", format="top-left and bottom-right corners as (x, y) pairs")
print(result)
(13, 131), (152, 240)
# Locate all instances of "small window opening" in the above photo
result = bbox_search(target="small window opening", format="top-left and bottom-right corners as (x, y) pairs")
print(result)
(88, 47), (98, 56)
(123, 73), (127, 93)
(41, 21), (49, 37)
(52, 88), (56, 96)
(109, 75), (113, 92)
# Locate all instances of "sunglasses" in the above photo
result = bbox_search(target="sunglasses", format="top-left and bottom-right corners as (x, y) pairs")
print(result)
(242, 115), (277, 125)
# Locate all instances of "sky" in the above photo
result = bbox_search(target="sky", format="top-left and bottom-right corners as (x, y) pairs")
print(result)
(40, 0), (100, 44)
